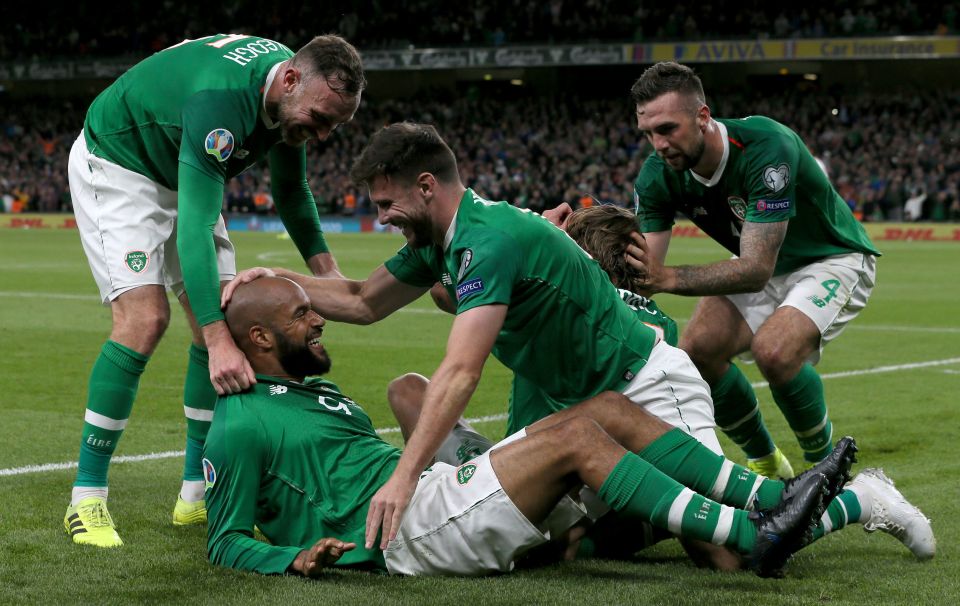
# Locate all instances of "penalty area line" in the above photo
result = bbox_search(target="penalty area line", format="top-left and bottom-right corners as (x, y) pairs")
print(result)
(2, 357), (958, 478)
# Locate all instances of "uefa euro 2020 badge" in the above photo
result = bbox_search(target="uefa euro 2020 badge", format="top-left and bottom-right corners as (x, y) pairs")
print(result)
(205, 128), (235, 162)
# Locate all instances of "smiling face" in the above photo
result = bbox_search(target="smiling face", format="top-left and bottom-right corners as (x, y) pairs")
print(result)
(276, 72), (360, 147)
(636, 91), (708, 171)
(369, 175), (435, 248)
(271, 285), (331, 379)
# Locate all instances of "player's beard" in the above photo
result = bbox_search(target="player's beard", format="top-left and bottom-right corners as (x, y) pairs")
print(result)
(398, 207), (434, 248)
(275, 331), (332, 379)
(665, 137), (706, 172)
(276, 92), (310, 147)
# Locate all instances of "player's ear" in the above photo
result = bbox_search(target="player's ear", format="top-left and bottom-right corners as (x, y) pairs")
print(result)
(249, 325), (273, 350)
(696, 104), (710, 131)
(417, 172), (436, 200)
(282, 66), (301, 92)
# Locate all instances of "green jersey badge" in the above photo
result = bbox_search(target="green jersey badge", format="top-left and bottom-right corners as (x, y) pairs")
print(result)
(762, 164), (790, 193)
(124, 251), (149, 273)
(205, 128), (235, 162)
(456, 464), (477, 485)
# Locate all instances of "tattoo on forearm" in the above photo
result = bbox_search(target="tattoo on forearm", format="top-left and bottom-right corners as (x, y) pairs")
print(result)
(671, 221), (787, 295)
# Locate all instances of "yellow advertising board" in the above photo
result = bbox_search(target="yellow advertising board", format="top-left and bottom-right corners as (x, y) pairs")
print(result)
(645, 36), (960, 63)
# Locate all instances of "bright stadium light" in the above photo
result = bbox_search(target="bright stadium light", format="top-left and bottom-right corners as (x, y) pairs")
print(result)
(804, 73), (818, 81)
(510, 79), (523, 86)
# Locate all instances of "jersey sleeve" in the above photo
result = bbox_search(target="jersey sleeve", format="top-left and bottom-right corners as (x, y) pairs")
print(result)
(205, 399), (302, 575)
(176, 162), (227, 326)
(453, 230), (521, 314)
(743, 134), (799, 224)
(384, 244), (441, 288)
(176, 91), (253, 326)
(178, 91), (250, 184)
(633, 155), (675, 233)
(268, 143), (330, 259)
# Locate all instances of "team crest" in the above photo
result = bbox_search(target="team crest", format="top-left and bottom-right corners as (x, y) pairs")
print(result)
(202, 458), (217, 489)
(124, 251), (149, 273)
(727, 197), (747, 221)
(762, 164), (790, 193)
(456, 463), (477, 485)
(205, 128), (235, 162)
(457, 249), (474, 281)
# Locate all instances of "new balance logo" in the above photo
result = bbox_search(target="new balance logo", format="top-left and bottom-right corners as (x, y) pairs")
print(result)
(269, 385), (288, 395)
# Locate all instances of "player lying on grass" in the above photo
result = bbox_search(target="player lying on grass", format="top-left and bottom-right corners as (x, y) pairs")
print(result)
(208, 275), (851, 578)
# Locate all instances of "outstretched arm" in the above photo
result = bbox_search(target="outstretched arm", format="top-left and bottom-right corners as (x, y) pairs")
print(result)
(364, 303), (508, 549)
(222, 264), (429, 324)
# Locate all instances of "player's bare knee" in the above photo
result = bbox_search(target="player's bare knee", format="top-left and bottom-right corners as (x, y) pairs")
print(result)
(751, 339), (803, 381)
(680, 335), (729, 380)
(548, 417), (608, 466)
(578, 391), (630, 423)
(386, 373), (428, 417)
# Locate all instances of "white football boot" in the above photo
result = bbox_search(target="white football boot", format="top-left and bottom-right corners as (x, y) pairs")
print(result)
(848, 468), (936, 560)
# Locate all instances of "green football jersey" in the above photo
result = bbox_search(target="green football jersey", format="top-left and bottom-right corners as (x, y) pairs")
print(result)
(85, 34), (292, 189)
(82, 33), (329, 326)
(506, 289), (679, 434)
(634, 116), (880, 275)
(385, 189), (658, 406)
(204, 375), (400, 575)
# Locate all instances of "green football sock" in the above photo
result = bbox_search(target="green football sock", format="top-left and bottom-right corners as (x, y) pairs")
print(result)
(711, 363), (777, 459)
(811, 489), (864, 540)
(183, 344), (216, 482)
(598, 453), (758, 554)
(74, 341), (148, 488)
(771, 364), (833, 463)
(638, 428), (785, 511)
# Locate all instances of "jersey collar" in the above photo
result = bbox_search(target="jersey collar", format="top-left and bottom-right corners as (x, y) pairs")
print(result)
(443, 210), (459, 251)
(689, 120), (728, 188)
(260, 62), (284, 130)
(443, 189), (473, 250)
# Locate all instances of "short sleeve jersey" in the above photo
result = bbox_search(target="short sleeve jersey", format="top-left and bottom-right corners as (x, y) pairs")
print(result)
(634, 116), (880, 275)
(506, 290), (679, 434)
(204, 376), (400, 575)
(385, 189), (658, 404)
(84, 34), (295, 190)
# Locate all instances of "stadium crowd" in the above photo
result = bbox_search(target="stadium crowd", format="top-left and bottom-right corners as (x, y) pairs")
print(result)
(3, 88), (960, 222)
(2, 1), (958, 60)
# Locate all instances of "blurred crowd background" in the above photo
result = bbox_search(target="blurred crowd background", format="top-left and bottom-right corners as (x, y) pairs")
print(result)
(3, 1), (958, 59)
(2, 1), (959, 222)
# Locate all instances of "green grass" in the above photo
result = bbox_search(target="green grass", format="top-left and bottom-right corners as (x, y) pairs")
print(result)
(1, 227), (957, 605)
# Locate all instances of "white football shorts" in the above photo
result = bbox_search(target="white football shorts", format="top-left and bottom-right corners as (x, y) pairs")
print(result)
(386, 430), (585, 576)
(726, 252), (876, 364)
(622, 341), (722, 455)
(68, 132), (236, 303)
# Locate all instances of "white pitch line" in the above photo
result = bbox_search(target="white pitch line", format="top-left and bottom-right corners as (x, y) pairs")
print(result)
(3, 357), (959, 478)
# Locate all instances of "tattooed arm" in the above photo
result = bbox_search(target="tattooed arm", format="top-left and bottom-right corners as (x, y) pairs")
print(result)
(626, 221), (786, 296)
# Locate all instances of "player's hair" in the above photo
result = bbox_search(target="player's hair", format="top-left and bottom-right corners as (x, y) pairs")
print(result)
(565, 205), (642, 292)
(292, 35), (366, 96)
(350, 122), (460, 187)
(630, 61), (705, 111)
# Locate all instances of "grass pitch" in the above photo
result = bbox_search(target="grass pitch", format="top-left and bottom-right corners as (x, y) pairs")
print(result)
(0, 226), (957, 605)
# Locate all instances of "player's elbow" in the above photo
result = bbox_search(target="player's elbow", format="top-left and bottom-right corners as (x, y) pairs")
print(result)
(742, 263), (775, 292)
